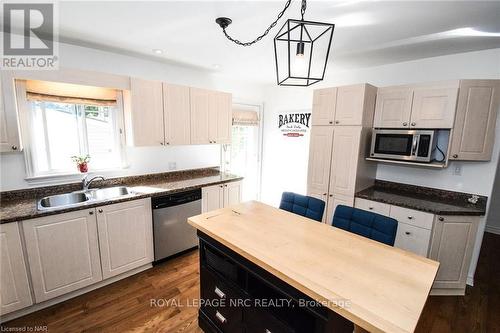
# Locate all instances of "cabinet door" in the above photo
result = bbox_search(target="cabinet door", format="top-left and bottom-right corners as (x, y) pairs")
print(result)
(190, 88), (211, 144)
(163, 83), (191, 145)
(202, 185), (224, 213)
(450, 80), (500, 161)
(0, 75), (22, 152)
(334, 84), (365, 126)
(326, 194), (354, 226)
(23, 209), (102, 302)
(129, 78), (164, 146)
(307, 126), (333, 194)
(410, 87), (458, 128)
(224, 181), (242, 207)
(394, 222), (432, 257)
(429, 215), (479, 290)
(329, 127), (361, 197)
(97, 198), (154, 280)
(312, 88), (336, 125)
(0, 223), (33, 315)
(373, 87), (413, 128)
(354, 198), (391, 216)
(307, 190), (328, 223)
(209, 91), (232, 144)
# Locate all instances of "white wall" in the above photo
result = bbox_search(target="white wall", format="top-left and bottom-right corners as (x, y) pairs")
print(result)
(0, 42), (264, 191)
(261, 48), (500, 283)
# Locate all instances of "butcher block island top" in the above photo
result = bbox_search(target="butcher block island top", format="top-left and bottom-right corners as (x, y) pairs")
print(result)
(188, 201), (439, 333)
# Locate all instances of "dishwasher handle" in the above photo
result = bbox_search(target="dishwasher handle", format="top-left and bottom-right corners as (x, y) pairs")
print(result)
(152, 189), (202, 209)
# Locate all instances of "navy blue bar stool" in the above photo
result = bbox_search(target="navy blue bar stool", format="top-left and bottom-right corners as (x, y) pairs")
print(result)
(332, 205), (398, 246)
(279, 192), (325, 222)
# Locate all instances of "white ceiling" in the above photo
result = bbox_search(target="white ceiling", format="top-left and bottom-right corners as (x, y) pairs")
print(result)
(16, 1), (500, 83)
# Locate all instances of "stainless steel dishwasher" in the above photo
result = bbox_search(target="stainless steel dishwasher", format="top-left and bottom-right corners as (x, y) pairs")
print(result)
(152, 189), (202, 262)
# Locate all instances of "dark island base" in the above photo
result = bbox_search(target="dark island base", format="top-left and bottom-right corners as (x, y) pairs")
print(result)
(197, 231), (354, 333)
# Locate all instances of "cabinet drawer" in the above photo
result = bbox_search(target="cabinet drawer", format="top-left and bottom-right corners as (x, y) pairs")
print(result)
(390, 206), (434, 230)
(354, 198), (391, 216)
(203, 244), (239, 282)
(200, 267), (244, 333)
(246, 306), (295, 333)
(395, 222), (432, 257)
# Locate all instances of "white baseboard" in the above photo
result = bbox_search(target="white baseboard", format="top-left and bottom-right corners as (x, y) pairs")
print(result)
(485, 225), (500, 235)
(1, 264), (152, 323)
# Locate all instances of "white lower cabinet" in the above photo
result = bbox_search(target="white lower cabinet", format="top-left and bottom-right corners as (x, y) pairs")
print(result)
(0, 223), (33, 315)
(96, 198), (154, 279)
(202, 181), (242, 213)
(23, 209), (103, 303)
(22, 198), (154, 304)
(326, 194), (354, 225)
(354, 198), (391, 216)
(394, 222), (432, 257)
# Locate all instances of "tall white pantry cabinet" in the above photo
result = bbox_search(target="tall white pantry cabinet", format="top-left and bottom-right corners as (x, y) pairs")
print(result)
(307, 84), (378, 224)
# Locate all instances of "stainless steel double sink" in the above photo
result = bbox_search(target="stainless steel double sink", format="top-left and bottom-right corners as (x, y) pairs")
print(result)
(38, 186), (135, 211)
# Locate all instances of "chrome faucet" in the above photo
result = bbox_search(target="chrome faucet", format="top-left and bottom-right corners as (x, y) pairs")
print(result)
(82, 175), (105, 191)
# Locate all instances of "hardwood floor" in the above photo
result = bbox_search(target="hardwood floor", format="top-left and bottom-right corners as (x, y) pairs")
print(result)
(3, 232), (499, 333)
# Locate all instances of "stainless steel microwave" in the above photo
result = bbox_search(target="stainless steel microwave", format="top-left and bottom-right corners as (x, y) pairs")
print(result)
(370, 129), (437, 162)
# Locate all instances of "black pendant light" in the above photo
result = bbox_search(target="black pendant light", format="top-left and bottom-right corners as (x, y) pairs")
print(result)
(215, 0), (334, 87)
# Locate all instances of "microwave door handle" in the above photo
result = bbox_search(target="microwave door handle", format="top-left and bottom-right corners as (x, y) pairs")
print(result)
(411, 135), (418, 156)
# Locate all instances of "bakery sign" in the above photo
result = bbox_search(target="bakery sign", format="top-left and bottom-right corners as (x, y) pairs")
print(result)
(278, 111), (311, 137)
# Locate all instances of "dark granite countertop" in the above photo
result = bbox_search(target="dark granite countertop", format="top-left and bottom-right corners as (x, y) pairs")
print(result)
(0, 168), (243, 224)
(355, 180), (487, 216)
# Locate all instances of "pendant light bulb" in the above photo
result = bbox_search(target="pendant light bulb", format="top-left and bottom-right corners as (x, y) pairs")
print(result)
(296, 41), (305, 57)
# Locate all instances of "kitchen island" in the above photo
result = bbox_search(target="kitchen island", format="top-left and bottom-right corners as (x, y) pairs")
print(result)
(188, 201), (439, 333)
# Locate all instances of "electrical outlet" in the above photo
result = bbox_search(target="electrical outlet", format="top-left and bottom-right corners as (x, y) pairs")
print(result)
(453, 164), (462, 176)
(168, 162), (177, 170)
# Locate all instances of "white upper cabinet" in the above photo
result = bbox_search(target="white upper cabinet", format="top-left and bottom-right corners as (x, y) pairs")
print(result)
(96, 198), (154, 279)
(329, 126), (361, 197)
(307, 126), (334, 193)
(127, 78), (165, 146)
(312, 88), (336, 125)
(209, 91), (232, 144)
(0, 75), (22, 152)
(0, 223), (33, 315)
(334, 84), (376, 126)
(410, 86), (458, 128)
(23, 209), (102, 302)
(374, 87), (413, 128)
(190, 88), (211, 144)
(163, 83), (191, 145)
(450, 80), (500, 161)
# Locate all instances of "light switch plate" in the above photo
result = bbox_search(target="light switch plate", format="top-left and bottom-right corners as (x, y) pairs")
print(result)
(168, 162), (177, 170)
(453, 164), (462, 176)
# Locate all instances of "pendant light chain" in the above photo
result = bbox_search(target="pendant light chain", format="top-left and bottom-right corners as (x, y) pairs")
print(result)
(222, 0), (306, 47)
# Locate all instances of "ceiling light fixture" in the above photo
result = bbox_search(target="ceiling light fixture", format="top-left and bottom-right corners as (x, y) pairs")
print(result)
(215, 0), (334, 87)
(152, 49), (163, 55)
(212, 64), (221, 70)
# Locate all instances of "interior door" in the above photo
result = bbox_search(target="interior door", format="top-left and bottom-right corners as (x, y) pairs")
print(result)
(329, 127), (361, 197)
(0, 223), (33, 315)
(307, 126), (334, 194)
(23, 209), (102, 302)
(129, 78), (164, 146)
(163, 83), (191, 145)
(410, 87), (458, 128)
(190, 88), (211, 144)
(97, 198), (154, 279)
(312, 88), (336, 125)
(373, 87), (413, 128)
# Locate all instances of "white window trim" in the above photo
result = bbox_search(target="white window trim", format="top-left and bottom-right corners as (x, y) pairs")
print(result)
(15, 80), (129, 185)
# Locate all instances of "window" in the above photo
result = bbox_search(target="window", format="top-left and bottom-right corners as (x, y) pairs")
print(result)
(19, 80), (125, 178)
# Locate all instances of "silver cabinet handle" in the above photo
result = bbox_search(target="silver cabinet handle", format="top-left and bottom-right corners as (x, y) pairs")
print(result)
(89, 211), (94, 215)
(438, 217), (444, 222)
(328, 120), (333, 124)
(323, 193), (327, 196)
(407, 216), (413, 220)
(11, 145), (18, 150)
(98, 209), (103, 213)
(452, 154), (458, 158)
(368, 207), (374, 210)
(335, 120), (340, 124)
(160, 142), (164, 145)
(411, 122), (416, 126)
(215, 311), (227, 323)
(402, 122), (408, 126)
(405, 231), (411, 235)
(214, 286), (226, 299)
